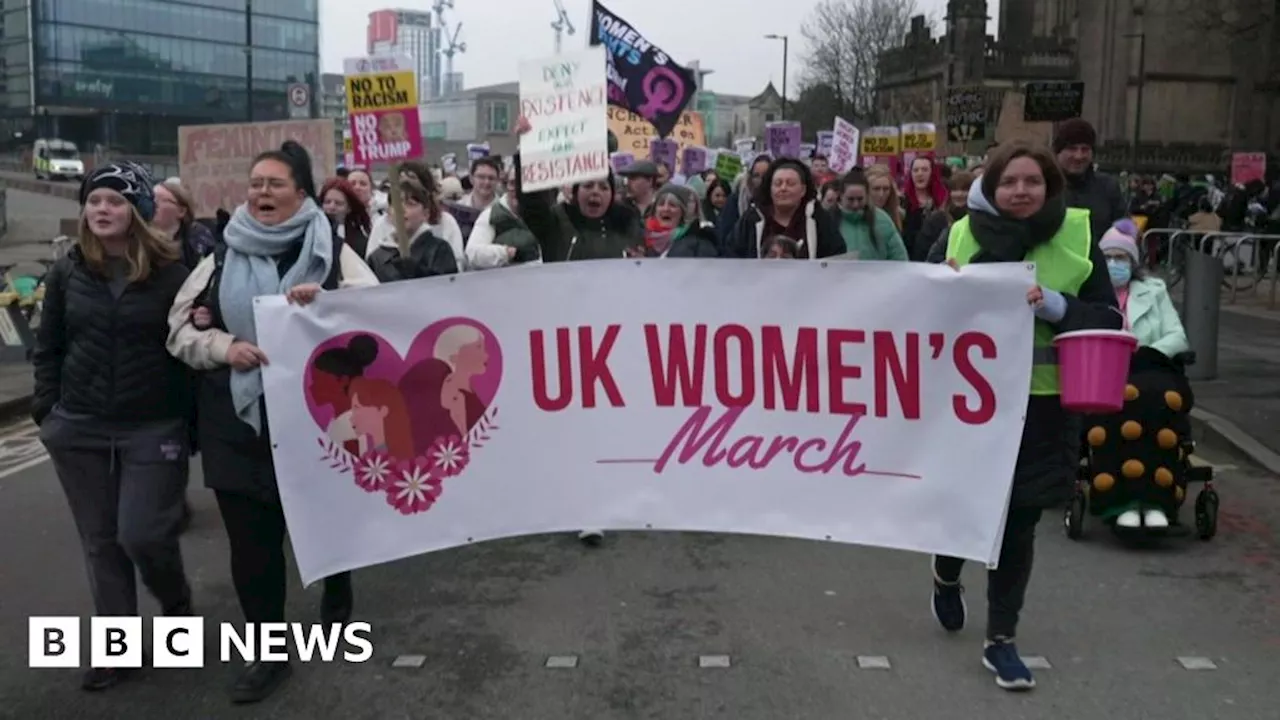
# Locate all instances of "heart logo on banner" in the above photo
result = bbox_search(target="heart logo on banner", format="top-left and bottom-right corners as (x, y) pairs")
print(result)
(303, 317), (503, 516)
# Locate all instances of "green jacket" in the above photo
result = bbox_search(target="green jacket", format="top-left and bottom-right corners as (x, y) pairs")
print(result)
(519, 189), (643, 262)
(836, 207), (908, 261)
(1125, 277), (1189, 358)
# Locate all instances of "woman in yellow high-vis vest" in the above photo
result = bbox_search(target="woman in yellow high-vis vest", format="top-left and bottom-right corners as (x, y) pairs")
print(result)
(935, 141), (1124, 691)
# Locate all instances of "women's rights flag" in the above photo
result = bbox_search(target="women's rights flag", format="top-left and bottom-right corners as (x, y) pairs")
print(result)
(589, 0), (696, 139)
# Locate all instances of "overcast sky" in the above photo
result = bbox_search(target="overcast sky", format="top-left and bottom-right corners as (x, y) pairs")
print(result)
(318, 0), (1002, 96)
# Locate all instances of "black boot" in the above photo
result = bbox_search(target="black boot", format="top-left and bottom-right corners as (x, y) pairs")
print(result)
(229, 660), (292, 704)
(320, 573), (353, 625)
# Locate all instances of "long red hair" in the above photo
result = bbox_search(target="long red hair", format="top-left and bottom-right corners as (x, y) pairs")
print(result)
(349, 377), (415, 461)
(904, 156), (948, 213)
(320, 177), (372, 239)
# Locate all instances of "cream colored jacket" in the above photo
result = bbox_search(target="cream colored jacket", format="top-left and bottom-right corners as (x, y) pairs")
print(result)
(167, 245), (378, 369)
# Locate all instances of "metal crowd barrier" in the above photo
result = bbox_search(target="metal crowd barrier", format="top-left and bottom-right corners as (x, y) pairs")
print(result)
(1141, 229), (1280, 306)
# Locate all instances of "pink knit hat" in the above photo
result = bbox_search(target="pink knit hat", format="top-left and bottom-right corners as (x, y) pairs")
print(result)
(1099, 223), (1140, 264)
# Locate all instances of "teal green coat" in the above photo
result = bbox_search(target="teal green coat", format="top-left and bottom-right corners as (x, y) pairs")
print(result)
(1125, 277), (1189, 358)
(836, 207), (909, 261)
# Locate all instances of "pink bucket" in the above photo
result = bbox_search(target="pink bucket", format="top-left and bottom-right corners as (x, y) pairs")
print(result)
(1053, 329), (1138, 414)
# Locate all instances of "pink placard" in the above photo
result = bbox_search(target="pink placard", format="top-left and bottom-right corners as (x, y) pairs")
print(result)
(350, 109), (424, 167)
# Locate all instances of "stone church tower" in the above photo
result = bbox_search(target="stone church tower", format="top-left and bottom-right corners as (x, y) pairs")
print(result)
(946, 0), (989, 87)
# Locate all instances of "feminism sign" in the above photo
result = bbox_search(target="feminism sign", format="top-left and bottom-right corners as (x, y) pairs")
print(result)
(255, 261), (1035, 585)
(589, 0), (696, 139)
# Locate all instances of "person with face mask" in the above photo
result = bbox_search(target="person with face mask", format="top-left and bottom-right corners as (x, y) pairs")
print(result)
(1079, 221), (1193, 531)
(34, 163), (195, 692)
(924, 171), (977, 263)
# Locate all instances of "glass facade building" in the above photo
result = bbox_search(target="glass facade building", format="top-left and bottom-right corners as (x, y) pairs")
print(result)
(0, 0), (319, 155)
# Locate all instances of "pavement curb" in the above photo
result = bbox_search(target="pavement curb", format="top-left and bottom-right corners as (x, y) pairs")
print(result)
(0, 176), (78, 202)
(1190, 406), (1280, 475)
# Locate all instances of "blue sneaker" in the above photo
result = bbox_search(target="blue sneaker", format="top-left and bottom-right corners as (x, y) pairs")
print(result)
(982, 640), (1036, 690)
(931, 557), (966, 632)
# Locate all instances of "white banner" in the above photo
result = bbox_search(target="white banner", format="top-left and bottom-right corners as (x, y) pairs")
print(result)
(518, 46), (610, 192)
(255, 261), (1035, 585)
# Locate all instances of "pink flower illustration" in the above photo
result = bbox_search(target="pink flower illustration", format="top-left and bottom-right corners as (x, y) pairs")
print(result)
(385, 457), (443, 515)
(428, 435), (470, 478)
(354, 449), (394, 492)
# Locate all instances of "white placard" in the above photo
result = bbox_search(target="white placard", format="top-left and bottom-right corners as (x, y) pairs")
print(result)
(830, 117), (861, 174)
(256, 261), (1035, 585)
(518, 47), (610, 192)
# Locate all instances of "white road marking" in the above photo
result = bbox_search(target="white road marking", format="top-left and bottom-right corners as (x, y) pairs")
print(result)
(856, 655), (892, 670)
(0, 419), (47, 479)
(1177, 656), (1219, 670)
(544, 655), (578, 668)
(391, 654), (426, 668)
(698, 654), (731, 668)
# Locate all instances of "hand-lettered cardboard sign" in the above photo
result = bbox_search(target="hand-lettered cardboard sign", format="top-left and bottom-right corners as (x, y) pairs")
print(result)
(179, 119), (336, 219)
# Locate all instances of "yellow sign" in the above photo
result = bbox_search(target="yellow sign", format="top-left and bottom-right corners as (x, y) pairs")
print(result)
(902, 130), (936, 152)
(861, 134), (900, 156)
(608, 106), (706, 158)
(345, 70), (417, 113)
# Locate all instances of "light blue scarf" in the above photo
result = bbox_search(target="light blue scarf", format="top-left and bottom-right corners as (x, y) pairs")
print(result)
(219, 198), (333, 435)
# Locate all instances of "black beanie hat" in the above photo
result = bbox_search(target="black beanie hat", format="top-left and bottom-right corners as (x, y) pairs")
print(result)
(1053, 118), (1097, 154)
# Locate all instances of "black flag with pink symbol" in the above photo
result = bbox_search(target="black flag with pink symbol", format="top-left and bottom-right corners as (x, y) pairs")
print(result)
(589, 0), (696, 139)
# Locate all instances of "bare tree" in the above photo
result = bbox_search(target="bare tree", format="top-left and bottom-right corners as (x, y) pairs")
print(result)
(798, 0), (922, 125)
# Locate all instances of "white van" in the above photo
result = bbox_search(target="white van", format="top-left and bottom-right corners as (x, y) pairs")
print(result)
(33, 139), (85, 181)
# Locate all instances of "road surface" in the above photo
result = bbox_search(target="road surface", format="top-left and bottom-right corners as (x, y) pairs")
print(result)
(0, 185), (78, 264)
(0, 417), (1277, 719)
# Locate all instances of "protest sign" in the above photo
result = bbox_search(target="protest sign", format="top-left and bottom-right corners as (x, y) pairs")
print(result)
(862, 126), (902, 178)
(766, 122), (802, 159)
(816, 131), (835, 159)
(649, 138), (678, 172)
(609, 107), (706, 158)
(256, 261), (1035, 584)
(518, 47), (610, 193)
(1231, 152), (1266, 186)
(590, 1), (696, 138)
(714, 152), (743, 180)
(681, 146), (708, 176)
(829, 117), (861, 174)
(901, 122), (938, 171)
(946, 86), (987, 143)
(466, 143), (490, 161)
(610, 152), (636, 173)
(178, 119), (336, 218)
(344, 56), (423, 167)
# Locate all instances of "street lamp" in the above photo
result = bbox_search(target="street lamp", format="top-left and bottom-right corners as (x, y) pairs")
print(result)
(764, 34), (788, 121)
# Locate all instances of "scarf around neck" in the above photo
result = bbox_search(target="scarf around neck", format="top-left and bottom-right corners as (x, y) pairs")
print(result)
(219, 198), (333, 434)
(965, 182), (1067, 263)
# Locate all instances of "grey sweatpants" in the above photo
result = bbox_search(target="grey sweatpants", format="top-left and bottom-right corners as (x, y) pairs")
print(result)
(45, 418), (191, 617)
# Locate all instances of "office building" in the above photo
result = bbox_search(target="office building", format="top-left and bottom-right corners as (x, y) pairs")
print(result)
(366, 9), (440, 101)
(0, 0), (320, 155)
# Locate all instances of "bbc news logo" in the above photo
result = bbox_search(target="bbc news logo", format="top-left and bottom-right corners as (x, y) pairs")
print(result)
(29, 617), (373, 668)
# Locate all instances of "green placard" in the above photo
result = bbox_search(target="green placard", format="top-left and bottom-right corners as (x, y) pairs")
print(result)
(715, 151), (742, 180)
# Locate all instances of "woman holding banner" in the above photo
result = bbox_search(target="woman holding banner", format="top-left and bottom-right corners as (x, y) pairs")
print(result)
(935, 141), (1121, 691)
(167, 140), (378, 704)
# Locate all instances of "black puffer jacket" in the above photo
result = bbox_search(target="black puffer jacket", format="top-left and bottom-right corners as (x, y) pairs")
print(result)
(32, 246), (192, 425)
